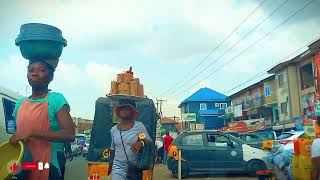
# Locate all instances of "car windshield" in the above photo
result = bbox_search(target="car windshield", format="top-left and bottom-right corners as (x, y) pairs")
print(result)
(277, 133), (294, 140)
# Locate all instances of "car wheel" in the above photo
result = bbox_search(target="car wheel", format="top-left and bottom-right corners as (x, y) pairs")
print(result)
(247, 160), (267, 177)
(171, 162), (189, 179)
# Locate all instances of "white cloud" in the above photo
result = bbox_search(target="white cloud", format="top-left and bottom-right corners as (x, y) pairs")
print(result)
(0, 55), (120, 119)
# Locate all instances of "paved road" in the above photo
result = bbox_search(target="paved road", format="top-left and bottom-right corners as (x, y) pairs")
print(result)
(64, 157), (255, 180)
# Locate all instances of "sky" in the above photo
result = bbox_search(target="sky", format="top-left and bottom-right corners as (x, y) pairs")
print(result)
(0, 0), (320, 119)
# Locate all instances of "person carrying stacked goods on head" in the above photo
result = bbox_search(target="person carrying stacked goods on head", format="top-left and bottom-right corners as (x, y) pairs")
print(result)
(10, 23), (75, 180)
(10, 60), (75, 180)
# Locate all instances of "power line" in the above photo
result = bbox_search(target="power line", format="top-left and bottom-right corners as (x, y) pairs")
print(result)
(157, 0), (268, 98)
(223, 35), (320, 94)
(172, 0), (315, 97)
(160, 0), (289, 98)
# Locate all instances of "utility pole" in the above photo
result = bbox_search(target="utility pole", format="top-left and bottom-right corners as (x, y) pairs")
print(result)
(156, 99), (167, 118)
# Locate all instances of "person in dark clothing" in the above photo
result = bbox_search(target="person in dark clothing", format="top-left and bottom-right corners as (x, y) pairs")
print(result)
(57, 141), (73, 179)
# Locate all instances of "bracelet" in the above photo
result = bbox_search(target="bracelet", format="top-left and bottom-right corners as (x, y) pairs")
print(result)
(140, 141), (145, 147)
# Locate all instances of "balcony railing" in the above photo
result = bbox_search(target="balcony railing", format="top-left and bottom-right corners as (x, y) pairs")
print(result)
(235, 96), (265, 110)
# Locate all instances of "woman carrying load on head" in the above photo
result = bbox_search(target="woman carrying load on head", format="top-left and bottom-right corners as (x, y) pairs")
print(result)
(10, 59), (75, 180)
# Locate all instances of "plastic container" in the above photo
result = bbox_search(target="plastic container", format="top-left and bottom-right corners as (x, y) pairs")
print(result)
(299, 155), (311, 169)
(292, 154), (299, 168)
(262, 139), (273, 149)
(15, 23), (67, 60)
(294, 138), (304, 154)
(0, 141), (24, 180)
(299, 139), (313, 157)
(300, 167), (312, 180)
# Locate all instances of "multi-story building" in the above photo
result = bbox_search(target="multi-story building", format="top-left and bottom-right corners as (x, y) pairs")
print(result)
(73, 117), (93, 134)
(178, 87), (231, 130)
(267, 39), (320, 130)
(229, 75), (277, 128)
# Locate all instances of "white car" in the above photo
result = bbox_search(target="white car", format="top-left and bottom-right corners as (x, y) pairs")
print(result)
(273, 131), (305, 150)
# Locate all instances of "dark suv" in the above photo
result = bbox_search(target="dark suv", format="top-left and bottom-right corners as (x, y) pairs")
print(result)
(167, 130), (272, 178)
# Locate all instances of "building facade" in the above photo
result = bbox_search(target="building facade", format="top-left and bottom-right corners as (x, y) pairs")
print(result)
(179, 87), (231, 130)
(73, 117), (93, 134)
(230, 75), (277, 128)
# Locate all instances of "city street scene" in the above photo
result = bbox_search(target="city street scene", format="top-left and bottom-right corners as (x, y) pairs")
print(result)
(1, 0), (320, 180)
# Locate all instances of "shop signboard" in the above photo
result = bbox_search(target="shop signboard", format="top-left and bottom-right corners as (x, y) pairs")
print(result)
(234, 104), (243, 117)
(314, 54), (320, 89)
(181, 113), (196, 122)
(303, 119), (318, 138)
(315, 92), (320, 116)
(196, 124), (204, 130)
(294, 116), (303, 131)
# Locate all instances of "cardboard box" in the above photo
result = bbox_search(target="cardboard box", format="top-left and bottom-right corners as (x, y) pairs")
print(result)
(117, 74), (124, 83)
(130, 81), (139, 96)
(138, 84), (144, 96)
(132, 78), (140, 84)
(123, 73), (133, 83)
(110, 81), (118, 94)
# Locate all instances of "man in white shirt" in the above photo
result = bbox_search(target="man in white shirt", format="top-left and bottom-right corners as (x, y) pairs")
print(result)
(312, 118), (320, 180)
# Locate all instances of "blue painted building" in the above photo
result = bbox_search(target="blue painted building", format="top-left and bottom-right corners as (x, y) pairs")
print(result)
(178, 87), (231, 129)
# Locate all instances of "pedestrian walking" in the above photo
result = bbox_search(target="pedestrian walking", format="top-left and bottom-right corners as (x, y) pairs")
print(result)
(10, 60), (75, 180)
(108, 99), (152, 180)
(163, 132), (174, 164)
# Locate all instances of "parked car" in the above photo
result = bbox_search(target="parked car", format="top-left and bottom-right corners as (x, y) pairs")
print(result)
(255, 131), (277, 140)
(273, 131), (305, 150)
(226, 132), (264, 148)
(0, 86), (23, 144)
(167, 130), (272, 178)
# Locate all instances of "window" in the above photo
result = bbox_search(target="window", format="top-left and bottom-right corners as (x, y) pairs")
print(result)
(300, 63), (314, 90)
(207, 134), (229, 147)
(220, 103), (227, 109)
(182, 134), (204, 146)
(200, 103), (207, 110)
(278, 73), (285, 88)
(280, 102), (288, 114)
(264, 86), (271, 97)
(2, 98), (16, 134)
(255, 93), (261, 100)
(277, 133), (294, 140)
(215, 103), (220, 108)
(245, 96), (250, 103)
(240, 135), (260, 143)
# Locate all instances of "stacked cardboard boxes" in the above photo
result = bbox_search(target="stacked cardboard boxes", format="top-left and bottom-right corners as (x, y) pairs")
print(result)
(109, 69), (145, 97)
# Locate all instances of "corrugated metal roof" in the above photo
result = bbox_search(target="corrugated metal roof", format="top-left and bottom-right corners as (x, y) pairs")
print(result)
(179, 87), (229, 107)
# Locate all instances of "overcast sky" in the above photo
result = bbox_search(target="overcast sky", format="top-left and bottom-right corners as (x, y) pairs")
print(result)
(1, 0), (320, 119)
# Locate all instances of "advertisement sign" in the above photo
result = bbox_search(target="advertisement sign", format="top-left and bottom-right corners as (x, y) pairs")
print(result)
(225, 106), (234, 114)
(227, 118), (266, 133)
(196, 124), (204, 130)
(181, 113), (196, 122)
(234, 104), (243, 117)
(314, 54), (320, 89)
(315, 92), (320, 116)
(294, 116), (304, 131)
(303, 119), (318, 138)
